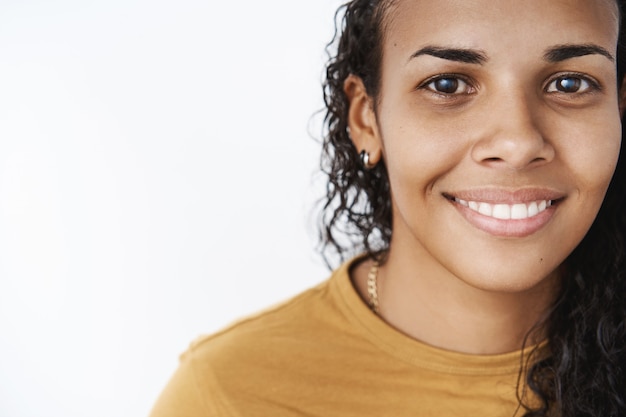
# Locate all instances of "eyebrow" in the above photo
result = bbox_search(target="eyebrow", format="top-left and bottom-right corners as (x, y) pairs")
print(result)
(543, 44), (614, 63)
(408, 43), (615, 65)
(408, 46), (487, 65)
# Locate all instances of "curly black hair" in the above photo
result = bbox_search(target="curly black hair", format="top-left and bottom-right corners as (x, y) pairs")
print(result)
(318, 0), (395, 265)
(319, 0), (626, 415)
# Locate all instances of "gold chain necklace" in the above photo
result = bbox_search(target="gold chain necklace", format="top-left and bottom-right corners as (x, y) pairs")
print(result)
(367, 261), (380, 314)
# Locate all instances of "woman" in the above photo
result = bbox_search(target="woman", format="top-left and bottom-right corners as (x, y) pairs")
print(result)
(150, 0), (626, 415)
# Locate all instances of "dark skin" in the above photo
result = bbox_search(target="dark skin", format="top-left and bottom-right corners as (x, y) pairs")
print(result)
(346, 0), (624, 354)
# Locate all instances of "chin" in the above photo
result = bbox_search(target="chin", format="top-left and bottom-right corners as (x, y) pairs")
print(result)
(458, 265), (562, 295)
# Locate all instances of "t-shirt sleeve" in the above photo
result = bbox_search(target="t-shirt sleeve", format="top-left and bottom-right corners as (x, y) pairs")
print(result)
(148, 349), (211, 417)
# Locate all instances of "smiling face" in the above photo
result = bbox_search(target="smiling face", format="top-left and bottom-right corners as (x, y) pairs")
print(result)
(346, 0), (623, 292)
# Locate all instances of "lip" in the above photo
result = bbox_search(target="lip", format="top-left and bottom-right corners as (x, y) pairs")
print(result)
(443, 189), (564, 237)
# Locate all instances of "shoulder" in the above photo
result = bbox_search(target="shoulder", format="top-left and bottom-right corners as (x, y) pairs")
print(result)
(176, 280), (336, 415)
(190, 256), (369, 364)
(156, 258), (377, 416)
(187, 277), (339, 369)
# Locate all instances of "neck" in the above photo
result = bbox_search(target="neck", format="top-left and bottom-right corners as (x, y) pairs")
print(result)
(353, 250), (559, 355)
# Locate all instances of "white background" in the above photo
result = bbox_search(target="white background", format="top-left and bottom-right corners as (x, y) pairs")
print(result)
(0, 1), (343, 416)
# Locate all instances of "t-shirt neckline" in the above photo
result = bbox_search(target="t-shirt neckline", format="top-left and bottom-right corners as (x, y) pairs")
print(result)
(330, 255), (548, 376)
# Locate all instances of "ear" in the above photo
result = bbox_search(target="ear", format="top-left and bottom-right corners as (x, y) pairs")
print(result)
(343, 75), (383, 166)
(619, 76), (626, 118)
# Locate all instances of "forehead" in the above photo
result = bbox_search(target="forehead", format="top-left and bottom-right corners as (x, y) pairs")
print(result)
(381, 0), (620, 57)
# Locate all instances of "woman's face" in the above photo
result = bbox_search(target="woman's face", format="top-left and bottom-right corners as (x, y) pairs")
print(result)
(353, 0), (622, 292)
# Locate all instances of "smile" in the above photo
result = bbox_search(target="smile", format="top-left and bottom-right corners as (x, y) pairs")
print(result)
(453, 198), (553, 220)
(444, 190), (563, 237)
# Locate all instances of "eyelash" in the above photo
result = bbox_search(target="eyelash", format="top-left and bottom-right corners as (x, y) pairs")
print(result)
(417, 72), (601, 97)
(544, 72), (601, 95)
(418, 74), (476, 96)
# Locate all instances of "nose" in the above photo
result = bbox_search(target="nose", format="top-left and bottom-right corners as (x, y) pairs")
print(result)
(471, 91), (555, 170)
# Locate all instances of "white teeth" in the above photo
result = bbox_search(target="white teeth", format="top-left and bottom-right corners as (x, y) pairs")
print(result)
(454, 198), (553, 220)
(510, 203), (527, 220)
(492, 204), (510, 220)
(478, 202), (492, 216)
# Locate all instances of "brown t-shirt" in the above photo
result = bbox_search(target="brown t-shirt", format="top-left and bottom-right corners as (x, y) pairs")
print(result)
(150, 258), (544, 417)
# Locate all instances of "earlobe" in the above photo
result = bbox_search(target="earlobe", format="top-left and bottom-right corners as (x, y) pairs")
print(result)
(343, 75), (383, 166)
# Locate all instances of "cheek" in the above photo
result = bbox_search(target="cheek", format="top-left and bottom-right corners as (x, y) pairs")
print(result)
(551, 116), (621, 242)
(379, 113), (472, 193)
(554, 116), (621, 194)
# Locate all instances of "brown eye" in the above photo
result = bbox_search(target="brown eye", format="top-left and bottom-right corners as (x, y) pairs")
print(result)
(546, 76), (592, 93)
(433, 78), (458, 93)
(425, 77), (472, 94)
